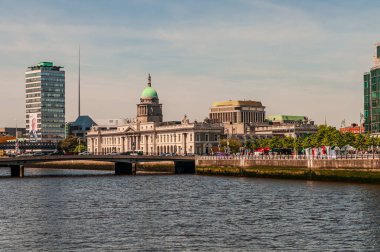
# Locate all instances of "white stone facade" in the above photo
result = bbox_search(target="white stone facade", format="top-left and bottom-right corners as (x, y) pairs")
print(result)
(86, 120), (223, 155)
(86, 75), (224, 155)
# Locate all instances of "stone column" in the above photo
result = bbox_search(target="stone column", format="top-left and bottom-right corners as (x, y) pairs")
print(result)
(121, 136), (125, 153)
(183, 133), (187, 155)
(90, 138), (94, 153)
(153, 133), (157, 155)
(145, 135), (148, 154)
(97, 133), (102, 154)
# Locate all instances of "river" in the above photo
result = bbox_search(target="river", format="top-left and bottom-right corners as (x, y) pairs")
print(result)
(0, 168), (379, 251)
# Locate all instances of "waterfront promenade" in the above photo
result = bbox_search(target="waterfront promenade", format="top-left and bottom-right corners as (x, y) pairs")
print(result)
(197, 154), (380, 169)
(196, 155), (380, 183)
(1, 153), (380, 182)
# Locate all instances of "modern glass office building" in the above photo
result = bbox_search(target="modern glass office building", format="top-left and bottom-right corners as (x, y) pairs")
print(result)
(364, 44), (380, 134)
(25, 62), (65, 141)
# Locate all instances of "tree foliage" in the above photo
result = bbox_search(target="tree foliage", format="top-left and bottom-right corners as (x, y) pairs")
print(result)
(219, 138), (242, 153)
(221, 125), (377, 153)
(59, 135), (86, 154)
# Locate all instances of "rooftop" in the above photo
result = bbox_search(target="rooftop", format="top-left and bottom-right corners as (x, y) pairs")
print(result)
(141, 86), (158, 99)
(27, 61), (63, 71)
(211, 100), (263, 107)
(71, 115), (97, 130)
(266, 115), (307, 122)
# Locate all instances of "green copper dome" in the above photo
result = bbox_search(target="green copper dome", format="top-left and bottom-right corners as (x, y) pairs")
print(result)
(141, 86), (158, 99)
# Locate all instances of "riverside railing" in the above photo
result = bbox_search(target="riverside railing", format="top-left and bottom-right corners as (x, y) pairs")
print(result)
(3, 152), (380, 160)
(197, 154), (380, 160)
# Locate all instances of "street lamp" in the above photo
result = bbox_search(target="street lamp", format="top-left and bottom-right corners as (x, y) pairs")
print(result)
(78, 138), (81, 154)
(371, 136), (376, 159)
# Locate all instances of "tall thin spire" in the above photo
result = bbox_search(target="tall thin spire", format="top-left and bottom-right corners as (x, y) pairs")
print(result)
(148, 73), (151, 87)
(78, 45), (81, 117)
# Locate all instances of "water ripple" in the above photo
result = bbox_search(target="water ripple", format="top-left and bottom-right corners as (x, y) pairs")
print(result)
(0, 168), (379, 251)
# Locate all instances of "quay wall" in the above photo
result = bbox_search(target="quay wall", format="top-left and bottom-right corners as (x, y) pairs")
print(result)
(196, 158), (380, 171)
(25, 160), (174, 172)
(195, 158), (380, 183)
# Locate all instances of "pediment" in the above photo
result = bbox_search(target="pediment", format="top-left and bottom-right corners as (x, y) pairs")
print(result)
(123, 126), (136, 133)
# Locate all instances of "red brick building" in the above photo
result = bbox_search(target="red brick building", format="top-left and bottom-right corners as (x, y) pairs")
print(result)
(339, 123), (364, 134)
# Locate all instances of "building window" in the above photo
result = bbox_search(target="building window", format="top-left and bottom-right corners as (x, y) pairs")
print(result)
(196, 134), (200, 142)
(205, 134), (209, 142)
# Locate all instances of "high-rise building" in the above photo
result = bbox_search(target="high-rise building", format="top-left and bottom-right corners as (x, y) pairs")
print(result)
(25, 62), (65, 141)
(364, 43), (380, 134)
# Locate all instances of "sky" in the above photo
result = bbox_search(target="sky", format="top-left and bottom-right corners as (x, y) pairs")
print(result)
(0, 0), (379, 128)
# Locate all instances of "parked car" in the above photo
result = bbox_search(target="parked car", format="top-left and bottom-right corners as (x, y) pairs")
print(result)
(49, 150), (64, 156)
(79, 151), (91, 155)
(16, 153), (34, 157)
(106, 151), (118, 155)
(32, 152), (46, 156)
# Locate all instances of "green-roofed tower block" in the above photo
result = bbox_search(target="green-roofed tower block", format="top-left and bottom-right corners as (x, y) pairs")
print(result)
(38, 62), (53, 67)
(137, 74), (163, 123)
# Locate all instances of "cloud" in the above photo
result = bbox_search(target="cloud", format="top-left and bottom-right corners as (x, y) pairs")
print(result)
(0, 0), (377, 128)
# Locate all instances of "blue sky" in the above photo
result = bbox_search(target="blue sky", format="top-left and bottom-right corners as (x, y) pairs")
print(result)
(0, 0), (379, 127)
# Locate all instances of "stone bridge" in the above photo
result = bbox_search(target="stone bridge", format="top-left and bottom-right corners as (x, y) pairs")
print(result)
(0, 155), (196, 177)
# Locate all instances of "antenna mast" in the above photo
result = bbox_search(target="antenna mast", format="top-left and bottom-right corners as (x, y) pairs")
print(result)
(78, 45), (81, 117)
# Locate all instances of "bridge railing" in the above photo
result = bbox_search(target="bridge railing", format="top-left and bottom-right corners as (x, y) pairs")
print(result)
(0, 151), (196, 158)
(82, 152), (195, 157)
(197, 154), (380, 160)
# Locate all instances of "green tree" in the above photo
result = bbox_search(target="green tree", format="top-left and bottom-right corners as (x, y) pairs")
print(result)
(341, 132), (355, 147)
(294, 137), (304, 151)
(228, 138), (242, 153)
(269, 137), (281, 149)
(353, 134), (365, 150)
(219, 138), (242, 153)
(281, 137), (295, 149)
(59, 135), (86, 154)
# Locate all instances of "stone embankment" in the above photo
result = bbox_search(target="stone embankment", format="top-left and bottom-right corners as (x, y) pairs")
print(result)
(25, 160), (174, 173)
(195, 157), (380, 183)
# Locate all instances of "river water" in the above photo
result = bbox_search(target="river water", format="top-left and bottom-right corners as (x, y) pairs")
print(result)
(0, 168), (379, 251)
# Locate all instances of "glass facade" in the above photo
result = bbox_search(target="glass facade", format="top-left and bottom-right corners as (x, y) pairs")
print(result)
(365, 68), (380, 133)
(25, 62), (65, 141)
